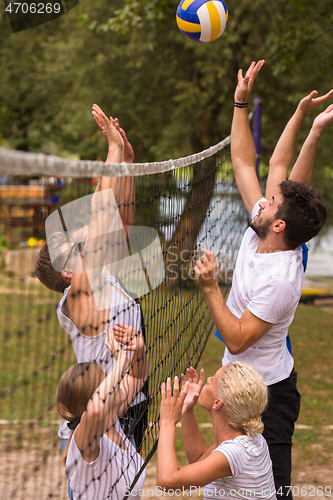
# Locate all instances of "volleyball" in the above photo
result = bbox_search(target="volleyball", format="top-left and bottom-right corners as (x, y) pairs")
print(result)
(176, 0), (228, 43)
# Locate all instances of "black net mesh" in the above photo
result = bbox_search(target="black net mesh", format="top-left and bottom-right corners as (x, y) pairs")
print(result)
(0, 142), (248, 499)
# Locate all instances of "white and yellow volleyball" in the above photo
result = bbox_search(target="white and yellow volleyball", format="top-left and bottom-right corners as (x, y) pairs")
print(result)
(176, 0), (228, 43)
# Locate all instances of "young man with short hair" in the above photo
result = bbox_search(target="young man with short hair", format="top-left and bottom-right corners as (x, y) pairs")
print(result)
(195, 60), (333, 499)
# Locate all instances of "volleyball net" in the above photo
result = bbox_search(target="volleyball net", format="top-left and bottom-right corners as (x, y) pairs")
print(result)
(0, 135), (248, 499)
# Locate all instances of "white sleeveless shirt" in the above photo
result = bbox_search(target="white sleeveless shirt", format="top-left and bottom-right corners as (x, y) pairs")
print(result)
(66, 416), (146, 500)
(57, 274), (145, 439)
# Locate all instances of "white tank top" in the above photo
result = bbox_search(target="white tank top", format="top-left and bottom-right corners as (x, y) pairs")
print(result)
(57, 275), (145, 439)
(66, 416), (147, 500)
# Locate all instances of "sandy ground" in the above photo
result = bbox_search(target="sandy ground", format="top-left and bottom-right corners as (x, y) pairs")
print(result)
(1, 437), (333, 500)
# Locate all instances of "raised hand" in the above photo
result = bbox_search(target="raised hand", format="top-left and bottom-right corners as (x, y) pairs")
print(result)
(160, 376), (189, 425)
(181, 367), (205, 411)
(92, 104), (124, 151)
(112, 118), (134, 163)
(234, 60), (265, 104)
(312, 104), (333, 134)
(105, 327), (122, 359)
(113, 323), (145, 352)
(194, 249), (219, 290)
(298, 90), (333, 116)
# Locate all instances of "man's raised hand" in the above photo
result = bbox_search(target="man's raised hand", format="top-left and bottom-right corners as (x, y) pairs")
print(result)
(312, 104), (333, 134)
(234, 60), (265, 104)
(194, 249), (219, 290)
(298, 90), (333, 116)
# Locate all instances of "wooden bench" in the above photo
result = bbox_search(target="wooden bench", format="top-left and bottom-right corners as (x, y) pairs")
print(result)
(0, 185), (55, 241)
(300, 287), (333, 305)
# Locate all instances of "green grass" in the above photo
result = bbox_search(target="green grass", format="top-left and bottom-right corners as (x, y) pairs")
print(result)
(288, 304), (333, 469)
(0, 277), (76, 421)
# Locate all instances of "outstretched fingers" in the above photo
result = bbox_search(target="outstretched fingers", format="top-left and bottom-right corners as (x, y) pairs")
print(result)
(93, 114), (104, 131)
(114, 323), (130, 332)
(245, 61), (256, 76)
(186, 366), (205, 389)
(161, 381), (166, 401)
(166, 376), (172, 400)
(172, 375), (180, 399)
(313, 103), (333, 133)
(311, 89), (333, 106)
(161, 376), (188, 400)
(198, 368), (205, 389)
(325, 103), (333, 112)
(238, 60), (264, 83)
(299, 89), (333, 114)
(180, 379), (189, 407)
(252, 60), (265, 76)
(187, 366), (198, 384)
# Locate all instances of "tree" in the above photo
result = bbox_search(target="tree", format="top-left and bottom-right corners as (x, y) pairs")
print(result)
(1, 0), (332, 240)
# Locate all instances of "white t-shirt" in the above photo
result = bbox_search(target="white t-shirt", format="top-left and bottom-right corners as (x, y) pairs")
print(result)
(204, 434), (276, 500)
(223, 199), (304, 386)
(58, 275), (145, 439)
(66, 417), (146, 500)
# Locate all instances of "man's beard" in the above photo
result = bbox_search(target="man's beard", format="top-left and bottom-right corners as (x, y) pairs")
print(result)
(249, 215), (274, 240)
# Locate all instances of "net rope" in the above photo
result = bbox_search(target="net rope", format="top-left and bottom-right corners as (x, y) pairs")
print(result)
(0, 131), (249, 500)
(0, 135), (231, 178)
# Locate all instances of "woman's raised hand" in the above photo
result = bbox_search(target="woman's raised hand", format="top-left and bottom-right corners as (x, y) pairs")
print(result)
(160, 376), (189, 425)
(180, 367), (205, 411)
(92, 104), (124, 151)
(112, 323), (145, 352)
(105, 327), (122, 359)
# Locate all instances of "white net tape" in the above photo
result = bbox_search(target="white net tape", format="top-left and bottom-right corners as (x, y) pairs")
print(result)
(0, 135), (231, 178)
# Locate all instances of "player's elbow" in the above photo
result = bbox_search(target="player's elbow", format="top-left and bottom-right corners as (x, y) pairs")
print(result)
(232, 160), (249, 177)
(225, 338), (248, 355)
(156, 472), (176, 490)
(268, 157), (278, 170)
(85, 404), (102, 422)
(227, 344), (245, 355)
(156, 474), (183, 491)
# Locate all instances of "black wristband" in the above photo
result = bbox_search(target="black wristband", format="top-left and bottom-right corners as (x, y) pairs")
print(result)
(234, 101), (248, 108)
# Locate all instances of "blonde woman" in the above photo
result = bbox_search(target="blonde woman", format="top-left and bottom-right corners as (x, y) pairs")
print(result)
(56, 326), (147, 500)
(157, 362), (276, 500)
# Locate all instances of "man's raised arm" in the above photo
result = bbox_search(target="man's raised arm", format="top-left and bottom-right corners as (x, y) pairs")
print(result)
(266, 89), (333, 199)
(231, 60), (265, 215)
(194, 249), (272, 355)
(289, 103), (333, 186)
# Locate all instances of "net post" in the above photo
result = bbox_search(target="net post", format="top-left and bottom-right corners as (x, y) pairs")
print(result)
(253, 96), (262, 179)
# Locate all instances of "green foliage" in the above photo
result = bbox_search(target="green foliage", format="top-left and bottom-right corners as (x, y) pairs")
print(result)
(0, 233), (9, 256)
(0, 0), (333, 222)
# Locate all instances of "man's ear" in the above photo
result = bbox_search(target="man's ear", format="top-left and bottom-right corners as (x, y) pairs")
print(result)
(61, 269), (72, 281)
(272, 219), (286, 234)
(212, 398), (224, 411)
